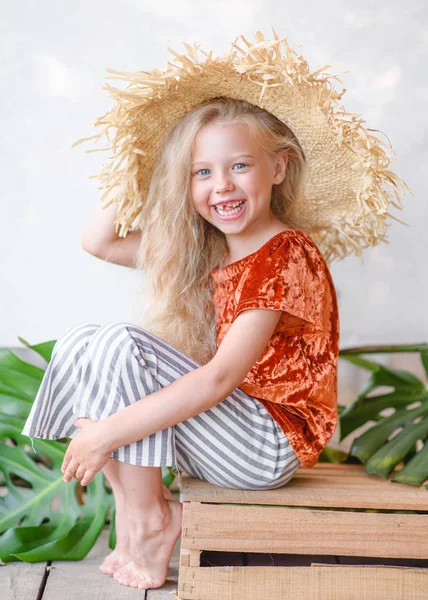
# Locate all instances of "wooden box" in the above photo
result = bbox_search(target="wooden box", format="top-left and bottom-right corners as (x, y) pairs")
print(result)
(177, 463), (428, 600)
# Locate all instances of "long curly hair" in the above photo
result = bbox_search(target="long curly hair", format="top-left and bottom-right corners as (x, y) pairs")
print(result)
(134, 97), (307, 365)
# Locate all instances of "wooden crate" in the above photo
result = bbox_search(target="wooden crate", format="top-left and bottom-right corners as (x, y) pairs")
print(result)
(177, 463), (428, 600)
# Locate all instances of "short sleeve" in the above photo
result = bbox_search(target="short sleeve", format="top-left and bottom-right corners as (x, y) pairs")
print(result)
(233, 234), (325, 334)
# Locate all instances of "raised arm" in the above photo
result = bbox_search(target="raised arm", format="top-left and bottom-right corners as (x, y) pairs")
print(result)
(81, 201), (142, 269)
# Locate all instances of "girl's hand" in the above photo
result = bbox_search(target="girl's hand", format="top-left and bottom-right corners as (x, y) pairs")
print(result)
(61, 418), (112, 486)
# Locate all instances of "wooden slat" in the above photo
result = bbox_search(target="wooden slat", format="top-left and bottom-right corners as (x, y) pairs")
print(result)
(178, 565), (428, 600)
(179, 548), (201, 568)
(180, 463), (428, 510)
(0, 562), (47, 600)
(42, 527), (180, 600)
(245, 552), (338, 566)
(182, 502), (428, 559)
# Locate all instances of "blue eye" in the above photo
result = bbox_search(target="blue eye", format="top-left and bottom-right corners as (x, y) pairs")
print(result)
(194, 163), (247, 176)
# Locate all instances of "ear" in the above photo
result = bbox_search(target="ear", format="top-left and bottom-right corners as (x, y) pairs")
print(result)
(273, 151), (289, 185)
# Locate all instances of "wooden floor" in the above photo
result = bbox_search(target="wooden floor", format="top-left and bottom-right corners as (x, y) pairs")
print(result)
(0, 526), (181, 599)
(0, 527), (181, 600)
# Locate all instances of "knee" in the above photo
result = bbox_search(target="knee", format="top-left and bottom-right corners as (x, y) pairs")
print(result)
(53, 323), (100, 352)
(92, 322), (152, 345)
(90, 322), (140, 344)
(61, 323), (100, 338)
(80, 322), (143, 363)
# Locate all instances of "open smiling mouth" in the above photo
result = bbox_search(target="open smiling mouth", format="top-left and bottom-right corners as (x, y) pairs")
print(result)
(214, 200), (246, 217)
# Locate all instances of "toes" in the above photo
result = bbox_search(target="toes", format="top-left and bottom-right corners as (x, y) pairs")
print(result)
(129, 577), (141, 588)
(113, 571), (125, 584)
(101, 563), (115, 576)
(114, 564), (131, 585)
(100, 551), (128, 577)
(113, 562), (153, 589)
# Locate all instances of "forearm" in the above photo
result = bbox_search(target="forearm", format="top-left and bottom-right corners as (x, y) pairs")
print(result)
(81, 200), (120, 249)
(101, 363), (229, 452)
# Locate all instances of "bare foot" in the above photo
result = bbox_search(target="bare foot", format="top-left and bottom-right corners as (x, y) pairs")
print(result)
(113, 498), (183, 589)
(100, 485), (174, 576)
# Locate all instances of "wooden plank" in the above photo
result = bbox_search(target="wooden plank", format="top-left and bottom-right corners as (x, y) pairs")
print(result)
(245, 552), (338, 566)
(178, 565), (428, 600)
(182, 502), (428, 559)
(180, 464), (428, 510)
(42, 527), (180, 600)
(0, 562), (47, 600)
(337, 555), (428, 568)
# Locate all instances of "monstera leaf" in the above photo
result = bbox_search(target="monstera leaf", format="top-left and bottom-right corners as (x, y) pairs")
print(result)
(0, 336), (176, 562)
(338, 343), (428, 487)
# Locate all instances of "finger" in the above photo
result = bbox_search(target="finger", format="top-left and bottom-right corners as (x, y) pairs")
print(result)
(63, 458), (79, 483)
(75, 465), (86, 480)
(81, 470), (96, 487)
(61, 449), (72, 474)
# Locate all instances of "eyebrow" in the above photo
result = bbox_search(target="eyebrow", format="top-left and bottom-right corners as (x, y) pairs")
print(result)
(191, 153), (255, 167)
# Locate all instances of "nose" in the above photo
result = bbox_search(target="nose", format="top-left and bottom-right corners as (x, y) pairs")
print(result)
(214, 171), (234, 194)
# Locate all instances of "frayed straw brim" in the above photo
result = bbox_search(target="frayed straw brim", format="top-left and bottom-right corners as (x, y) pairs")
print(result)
(73, 28), (412, 264)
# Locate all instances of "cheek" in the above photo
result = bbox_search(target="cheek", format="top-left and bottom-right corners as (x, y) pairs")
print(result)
(246, 171), (271, 195)
(244, 173), (263, 195)
(191, 181), (209, 208)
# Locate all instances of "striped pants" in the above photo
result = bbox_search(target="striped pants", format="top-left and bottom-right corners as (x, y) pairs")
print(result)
(22, 322), (300, 490)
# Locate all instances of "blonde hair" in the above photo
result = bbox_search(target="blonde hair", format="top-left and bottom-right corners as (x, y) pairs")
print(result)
(135, 97), (307, 364)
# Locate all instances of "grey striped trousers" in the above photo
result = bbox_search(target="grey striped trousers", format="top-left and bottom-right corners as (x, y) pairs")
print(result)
(22, 322), (300, 490)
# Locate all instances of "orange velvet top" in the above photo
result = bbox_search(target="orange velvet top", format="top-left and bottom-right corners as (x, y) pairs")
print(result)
(210, 229), (340, 468)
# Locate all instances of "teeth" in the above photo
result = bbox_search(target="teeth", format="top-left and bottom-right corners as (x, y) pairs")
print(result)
(215, 201), (245, 216)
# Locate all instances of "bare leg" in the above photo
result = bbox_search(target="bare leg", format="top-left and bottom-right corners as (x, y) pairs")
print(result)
(100, 459), (175, 577)
(112, 463), (183, 590)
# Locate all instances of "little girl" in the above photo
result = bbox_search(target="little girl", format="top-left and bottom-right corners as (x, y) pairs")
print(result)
(22, 97), (340, 589)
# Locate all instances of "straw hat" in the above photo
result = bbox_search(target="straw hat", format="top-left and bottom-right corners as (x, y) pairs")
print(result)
(74, 29), (411, 264)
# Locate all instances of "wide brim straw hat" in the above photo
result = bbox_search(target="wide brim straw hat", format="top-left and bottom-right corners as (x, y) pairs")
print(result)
(74, 28), (411, 264)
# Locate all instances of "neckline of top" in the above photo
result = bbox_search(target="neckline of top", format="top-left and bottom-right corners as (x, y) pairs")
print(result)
(211, 228), (308, 277)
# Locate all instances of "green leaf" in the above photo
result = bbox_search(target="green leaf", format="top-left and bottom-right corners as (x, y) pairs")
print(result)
(392, 440), (428, 486)
(340, 352), (425, 391)
(0, 412), (33, 442)
(0, 349), (45, 383)
(63, 475), (111, 560)
(339, 345), (428, 487)
(0, 441), (79, 533)
(17, 336), (56, 364)
(108, 508), (116, 550)
(0, 395), (33, 419)
(421, 351), (428, 380)
(0, 522), (58, 561)
(339, 391), (428, 441)
(349, 403), (428, 464)
(10, 475), (112, 562)
(364, 420), (428, 479)
(0, 381), (33, 403)
(0, 366), (42, 398)
(162, 466), (176, 489)
(0, 435), (113, 562)
(318, 446), (348, 463)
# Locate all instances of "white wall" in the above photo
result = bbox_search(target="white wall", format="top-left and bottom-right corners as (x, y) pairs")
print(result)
(2, 1), (427, 409)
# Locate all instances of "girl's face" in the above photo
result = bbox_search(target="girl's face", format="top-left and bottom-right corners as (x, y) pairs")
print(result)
(190, 121), (287, 239)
